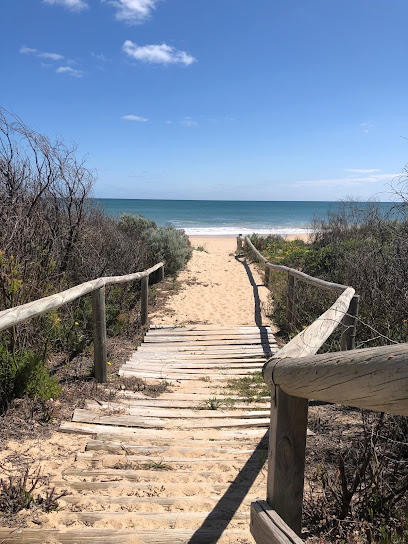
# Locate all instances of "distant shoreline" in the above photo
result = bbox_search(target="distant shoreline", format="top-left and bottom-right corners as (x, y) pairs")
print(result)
(189, 233), (311, 242)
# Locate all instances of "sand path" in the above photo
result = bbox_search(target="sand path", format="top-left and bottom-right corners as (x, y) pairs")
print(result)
(151, 237), (273, 327)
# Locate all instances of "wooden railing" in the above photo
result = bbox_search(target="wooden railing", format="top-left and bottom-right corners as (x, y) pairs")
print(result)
(237, 235), (408, 543)
(0, 262), (164, 383)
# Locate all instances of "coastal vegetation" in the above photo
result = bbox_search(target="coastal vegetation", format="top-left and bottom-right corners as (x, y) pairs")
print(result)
(248, 202), (408, 543)
(0, 108), (192, 414)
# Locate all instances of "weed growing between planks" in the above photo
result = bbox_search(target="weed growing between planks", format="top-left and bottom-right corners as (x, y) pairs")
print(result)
(225, 372), (270, 402)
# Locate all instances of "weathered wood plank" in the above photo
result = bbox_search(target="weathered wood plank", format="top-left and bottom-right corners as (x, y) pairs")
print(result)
(250, 501), (304, 544)
(61, 421), (268, 439)
(73, 408), (270, 429)
(0, 528), (249, 543)
(84, 401), (270, 419)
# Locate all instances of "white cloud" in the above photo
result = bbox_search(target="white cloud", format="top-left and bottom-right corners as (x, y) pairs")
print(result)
(43, 0), (88, 11)
(122, 41), (196, 65)
(56, 66), (84, 78)
(360, 121), (375, 134)
(180, 117), (197, 127)
(91, 52), (109, 62)
(103, 0), (158, 24)
(20, 46), (64, 61)
(121, 114), (149, 122)
(344, 168), (381, 174)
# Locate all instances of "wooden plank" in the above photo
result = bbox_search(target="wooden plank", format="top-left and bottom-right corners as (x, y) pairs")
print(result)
(117, 391), (270, 402)
(146, 330), (274, 338)
(121, 361), (262, 376)
(72, 409), (166, 428)
(72, 409), (270, 429)
(85, 401), (271, 419)
(0, 528), (249, 543)
(51, 480), (265, 493)
(123, 360), (265, 369)
(118, 369), (258, 380)
(60, 421), (268, 439)
(102, 399), (270, 409)
(62, 494), (257, 507)
(85, 438), (267, 455)
(250, 501), (304, 544)
(149, 324), (272, 331)
(140, 339), (275, 346)
(47, 511), (250, 523)
(130, 352), (270, 360)
(144, 334), (275, 343)
(62, 468), (232, 480)
(76, 452), (266, 464)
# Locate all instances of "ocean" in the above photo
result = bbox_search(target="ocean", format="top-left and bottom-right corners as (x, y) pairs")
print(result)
(94, 199), (395, 236)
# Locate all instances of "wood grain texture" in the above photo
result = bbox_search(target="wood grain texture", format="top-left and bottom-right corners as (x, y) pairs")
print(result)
(250, 501), (305, 544)
(267, 388), (308, 536)
(267, 343), (408, 416)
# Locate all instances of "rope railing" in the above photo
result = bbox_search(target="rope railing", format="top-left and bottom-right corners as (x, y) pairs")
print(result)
(0, 262), (165, 383)
(237, 234), (408, 543)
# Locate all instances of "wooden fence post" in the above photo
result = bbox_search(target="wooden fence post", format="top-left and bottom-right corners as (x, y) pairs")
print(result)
(159, 265), (165, 282)
(340, 294), (359, 350)
(92, 287), (107, 383)
(286, 273), (295, 330)
(267, 386), (309, 536)
(141, 275), (149, 326)
(264, 264), (271, 287)
(237, 235), (243, 251)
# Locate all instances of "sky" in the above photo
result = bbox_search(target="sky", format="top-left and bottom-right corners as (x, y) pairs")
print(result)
(1, 0), (408, 201)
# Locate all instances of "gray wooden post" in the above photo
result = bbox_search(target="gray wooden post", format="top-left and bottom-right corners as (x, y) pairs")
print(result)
(264, 264), (271, 287)
(141, 276), (149, 326)
(341, 294), (359, 350)
(286, 273), (295, 330)
(159, 265), (165, 281)
(267, 386), (309, 536)
(237, 235), (243, 251)
(92, 287), (107, 383)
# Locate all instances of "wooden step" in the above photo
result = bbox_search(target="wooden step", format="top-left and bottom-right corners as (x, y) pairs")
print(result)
(0, 528), (252, 543)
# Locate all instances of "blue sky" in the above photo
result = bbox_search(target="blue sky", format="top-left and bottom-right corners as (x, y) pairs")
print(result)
(2, 0), (408, 200)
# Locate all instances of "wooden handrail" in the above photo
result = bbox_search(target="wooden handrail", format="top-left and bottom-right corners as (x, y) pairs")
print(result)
(0, 262), (163, 331)
(0, 261), (164, 382)
(238, 234), (362, 541)
(241, 235), (348, 292)
(238, 234), (358, 349)
(264, 343), (408, 416)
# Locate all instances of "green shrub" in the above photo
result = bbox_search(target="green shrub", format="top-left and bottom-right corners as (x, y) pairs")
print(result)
(143, 226), (192, 276)
(0, 347), (61, 410)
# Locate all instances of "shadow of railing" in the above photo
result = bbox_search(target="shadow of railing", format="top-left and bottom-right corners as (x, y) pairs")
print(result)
(187, 432), (269, 542)
(235, 255), (272, 357)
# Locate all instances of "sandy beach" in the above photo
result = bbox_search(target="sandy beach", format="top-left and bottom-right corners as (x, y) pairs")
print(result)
(151, 234), (309, 327)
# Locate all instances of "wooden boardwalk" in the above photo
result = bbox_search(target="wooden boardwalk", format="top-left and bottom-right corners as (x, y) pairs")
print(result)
(0, 325), (277, 543)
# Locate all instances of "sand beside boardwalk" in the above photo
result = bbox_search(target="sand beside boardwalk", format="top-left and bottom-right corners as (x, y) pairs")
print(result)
(151, 236), (272, 327)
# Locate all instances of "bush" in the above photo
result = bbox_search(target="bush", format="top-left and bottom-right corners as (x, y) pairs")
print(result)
(0, 108), (192, 411)
(143, 225), (192, 276)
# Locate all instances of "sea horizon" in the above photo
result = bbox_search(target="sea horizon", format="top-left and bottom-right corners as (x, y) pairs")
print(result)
(93, 198), (396, 237)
